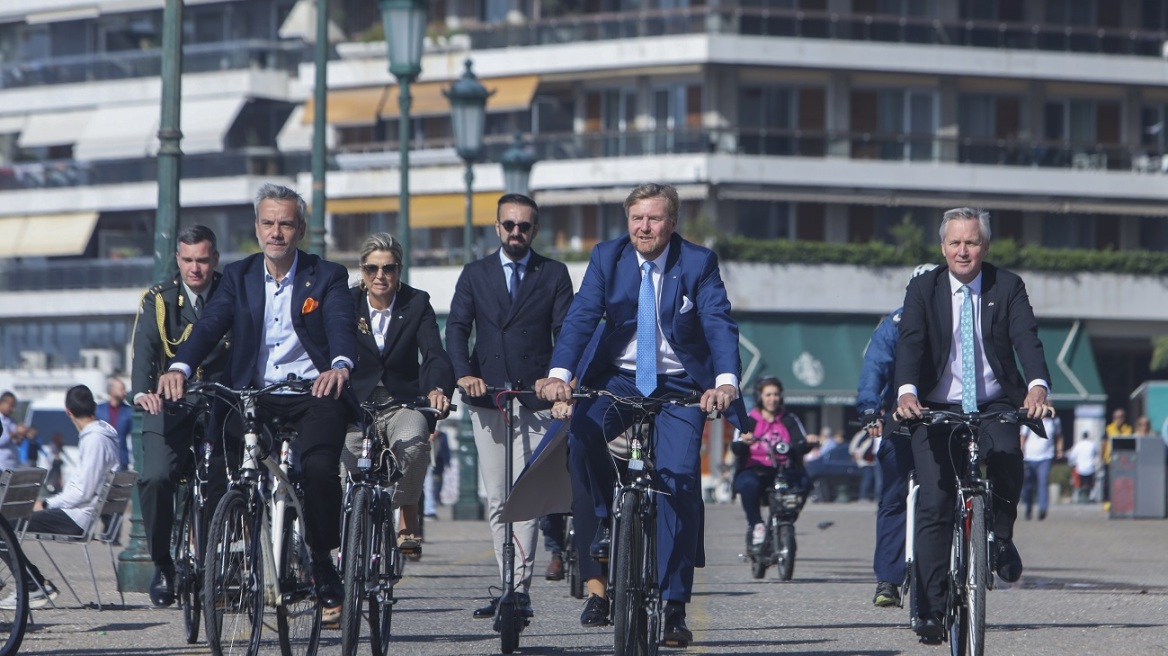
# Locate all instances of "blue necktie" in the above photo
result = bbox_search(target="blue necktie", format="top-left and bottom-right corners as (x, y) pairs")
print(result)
(636, 261), (657, 397)
(959, 284), (978, 413)
(507, 262), (520, 303)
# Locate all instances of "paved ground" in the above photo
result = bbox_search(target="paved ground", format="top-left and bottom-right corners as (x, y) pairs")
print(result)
(13, 498), (1168, 655)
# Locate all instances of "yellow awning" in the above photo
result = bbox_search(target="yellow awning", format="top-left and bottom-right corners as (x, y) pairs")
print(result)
(303, 86), (389, 126)
(381, 75), (540, 119)
(325, 197), (399, 214)
(326, 193), (496, 228)
(304, 75), (539, 126)
(0, 212), (99, 258)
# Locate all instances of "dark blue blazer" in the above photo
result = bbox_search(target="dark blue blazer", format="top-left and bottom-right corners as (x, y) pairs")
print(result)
(96, 401), (134, 468)
(894, 262), (1050, 408)
(445, 249), (574, 410)
(549, 233), (749, 429)
(172, 250), (357, 390)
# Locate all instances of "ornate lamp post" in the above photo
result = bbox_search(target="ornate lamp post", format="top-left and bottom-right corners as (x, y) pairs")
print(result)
(444, 59), (491, 265)
(501, 131), (538, 197)
(378, 0), (427, 283)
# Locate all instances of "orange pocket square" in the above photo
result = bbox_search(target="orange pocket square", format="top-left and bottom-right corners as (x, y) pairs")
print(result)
(301, 297), (319, 315)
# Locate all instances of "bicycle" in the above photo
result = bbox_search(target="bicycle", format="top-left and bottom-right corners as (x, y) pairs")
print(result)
(163, 391), (216, 644)
(563, 514), (583, 599)
(196, 379), (323, 656)
(0, 514), (29, 656)
(898, 409), (1044, 656)
(339, 395), (450, 656)
(746, 441), (806, 581)
(574, 387), (705, 656)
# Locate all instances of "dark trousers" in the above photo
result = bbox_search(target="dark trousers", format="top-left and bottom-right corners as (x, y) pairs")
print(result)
(14, 509), (84, 587)
(248, 393), (347, 555)
(911, 399), (1022, 617)
(733, 467), (775, 528)
(873, 433), (914, 585)
(568, 369), (706, 603)
(540, 513), (567, 554)
(138, 405), (222, 569)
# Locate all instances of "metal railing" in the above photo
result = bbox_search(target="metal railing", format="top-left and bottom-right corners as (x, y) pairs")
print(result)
(0, 40), (306, 89)
(457, 6), (1168, 58)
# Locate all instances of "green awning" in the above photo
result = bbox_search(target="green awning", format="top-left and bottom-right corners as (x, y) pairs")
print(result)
(1036, 321), (1106, 406)
(737, 314), (877, 406)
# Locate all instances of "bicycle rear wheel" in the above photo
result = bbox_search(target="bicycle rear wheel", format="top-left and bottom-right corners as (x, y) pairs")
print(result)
(613, 491), (649, 656)
(341, 488), (371, 656)
(965, 496), (988, 656)
(0, 516), (29, 656)
(369, 505), (398, 656)
(204, 489), (263, 656)
(776, 522), (796, 581)
(175, 484), (202, 644)
(276, 511), (322, 656)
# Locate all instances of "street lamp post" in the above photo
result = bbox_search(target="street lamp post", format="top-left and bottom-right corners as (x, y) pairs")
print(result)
(501, 131), (538, 197)
(378, 0), (427, 283)
(444, 59), (491, 265)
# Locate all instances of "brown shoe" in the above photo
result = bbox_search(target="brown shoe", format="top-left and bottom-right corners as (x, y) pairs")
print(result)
(545, 554), (565, 581)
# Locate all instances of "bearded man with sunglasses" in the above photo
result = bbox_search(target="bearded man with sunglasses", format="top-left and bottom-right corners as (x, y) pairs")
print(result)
(446, 193), (575, 620)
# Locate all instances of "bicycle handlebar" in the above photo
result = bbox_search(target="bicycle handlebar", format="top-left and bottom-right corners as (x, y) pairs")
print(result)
(360, 396), (457, 415)
(898, 408), (1047, 439)
(185, 377), (315, 400)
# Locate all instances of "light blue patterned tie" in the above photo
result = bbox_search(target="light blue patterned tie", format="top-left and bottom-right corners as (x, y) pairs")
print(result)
(636, 261), (657, 397)
(959, 284), (978, 413)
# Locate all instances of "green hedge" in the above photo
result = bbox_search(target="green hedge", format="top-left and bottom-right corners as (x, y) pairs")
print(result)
(715, 236), (1168, 275)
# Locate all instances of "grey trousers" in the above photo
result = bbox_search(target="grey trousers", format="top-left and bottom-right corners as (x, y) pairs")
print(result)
(469, 403), (553, 594)
(344, 406), (431, 512)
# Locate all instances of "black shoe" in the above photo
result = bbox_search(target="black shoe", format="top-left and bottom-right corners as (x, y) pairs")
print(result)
(311, 559), (343, 609)
(872, 580), (901, 607)
(1038, 509), (1047, 521)
(590, 526), (611, 561)
(1024, 507), (1032, 520)
(514, 591), (534, 619)
(996, 540), (1023, 583)
(580, 594), (609, 628)
(149, 565), (176, 608)
(662, 604), (692, 648)
(914, 613), (944, 641)
(473, 597), (499, 619)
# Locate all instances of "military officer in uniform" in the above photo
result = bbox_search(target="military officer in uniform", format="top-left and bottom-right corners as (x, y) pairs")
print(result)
(131, 224), (231, 608)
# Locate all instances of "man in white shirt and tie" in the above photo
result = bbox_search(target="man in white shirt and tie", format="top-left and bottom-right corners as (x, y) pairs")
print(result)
(893, 207), (1053, 641)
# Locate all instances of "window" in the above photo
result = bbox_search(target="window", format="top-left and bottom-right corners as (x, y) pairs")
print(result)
(648, 84), (702, 154)
(958, 94), (1022, 164)
(1139, 217), (1168, 251)
(583, 87), (637, 157)
(737, 201), (792, 239)
(1044, 99), (1120, 168)
(1041, 213), (1094, 249)
(851, 89), (937, 161)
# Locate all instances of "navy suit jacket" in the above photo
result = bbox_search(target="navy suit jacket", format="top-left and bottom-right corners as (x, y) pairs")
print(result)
(549, 233), (749, 430)
(894, 262), (1050, 408)
(445, 249), (574, 410)
(172, 250), (357, 391)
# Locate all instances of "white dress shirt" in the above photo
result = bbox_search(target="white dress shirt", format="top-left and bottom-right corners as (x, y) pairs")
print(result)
(549, 243), (738, 390)
(367, 294), (396, 354)
(257, 253), (319, 385)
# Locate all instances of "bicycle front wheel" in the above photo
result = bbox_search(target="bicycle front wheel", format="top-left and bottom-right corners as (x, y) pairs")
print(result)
(948, 516), (968, 656)
(776, 522), (796, 581)
(204, 489), (263, 656)
(370, 509), (399, 656)
(175, 484), (202, 644)
(341, 487), (371, 656)
(965, 495), (988, 656)
(613, 491), (649, 656)
(0, 516), (29, 656)
(276, 510), (322, 656)
(565, 515), (584, 599)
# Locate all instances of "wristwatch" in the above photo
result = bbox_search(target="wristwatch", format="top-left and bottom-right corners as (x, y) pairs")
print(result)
(331, 361), (351, 371)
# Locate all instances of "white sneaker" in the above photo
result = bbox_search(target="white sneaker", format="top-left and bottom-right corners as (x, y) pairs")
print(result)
(751, 523), (766, 546)
(0, 581), (59, 610)
(0, 591), (18, 610)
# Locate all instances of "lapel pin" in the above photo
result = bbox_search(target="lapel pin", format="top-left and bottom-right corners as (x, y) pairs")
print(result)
(305, 281), (312, 287)
(988, 302), (995, 307)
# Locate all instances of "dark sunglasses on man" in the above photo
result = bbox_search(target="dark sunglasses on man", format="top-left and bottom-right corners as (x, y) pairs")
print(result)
(499, 220), (533, 234)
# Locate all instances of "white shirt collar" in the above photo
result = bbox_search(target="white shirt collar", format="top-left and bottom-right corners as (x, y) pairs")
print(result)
(636, 242), (670, 272)
(265, 252), (299, 286)
(366, 293), (395, 318)
(498, 248), (532, 270)
(948, 270), (982, 296)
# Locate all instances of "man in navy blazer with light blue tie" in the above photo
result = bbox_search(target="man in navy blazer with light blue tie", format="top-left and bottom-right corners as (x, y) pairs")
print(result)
(539, 183), (749, 647)
(158, 183), (356, 613)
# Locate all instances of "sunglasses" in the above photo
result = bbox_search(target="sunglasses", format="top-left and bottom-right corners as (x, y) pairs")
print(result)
(361, 263), (400, 276)
(499, 220), (534, 234)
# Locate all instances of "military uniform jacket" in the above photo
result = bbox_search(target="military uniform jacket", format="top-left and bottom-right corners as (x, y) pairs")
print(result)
(131, 272), (231, 400)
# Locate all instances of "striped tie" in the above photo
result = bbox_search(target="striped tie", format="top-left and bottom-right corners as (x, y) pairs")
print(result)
(959, 284), (978, 413)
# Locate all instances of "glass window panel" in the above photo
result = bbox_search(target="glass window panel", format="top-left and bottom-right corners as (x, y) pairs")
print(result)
(1068, 100), (1096, 144)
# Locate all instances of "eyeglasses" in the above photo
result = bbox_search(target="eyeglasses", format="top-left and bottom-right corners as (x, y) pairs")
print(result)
(499, 220), (534, 234)
(361, 263), (400, 276)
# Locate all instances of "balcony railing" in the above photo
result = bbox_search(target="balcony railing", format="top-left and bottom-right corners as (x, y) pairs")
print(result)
(333, 127), (1159, 175)
(0, 149), (307, 192)
(458, 6), (1168, 59)
(0, 40), (306, 89)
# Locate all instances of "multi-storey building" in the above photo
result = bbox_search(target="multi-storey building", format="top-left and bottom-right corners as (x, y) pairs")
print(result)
(4, 0), (1168, 438)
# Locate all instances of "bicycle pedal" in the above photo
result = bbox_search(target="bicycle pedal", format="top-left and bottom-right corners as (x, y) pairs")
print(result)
(662, 637), (689, 649)
(918, 636), (943, 646)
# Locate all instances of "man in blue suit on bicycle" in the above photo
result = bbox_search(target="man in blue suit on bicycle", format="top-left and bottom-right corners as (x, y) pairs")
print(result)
(539, 183), (748, 648)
